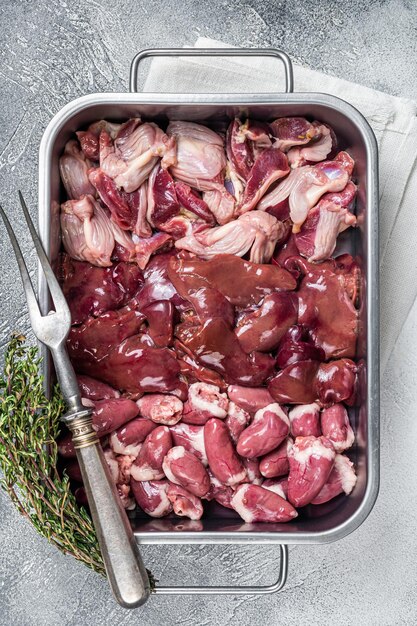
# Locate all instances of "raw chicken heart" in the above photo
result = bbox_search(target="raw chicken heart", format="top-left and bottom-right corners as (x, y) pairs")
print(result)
(288, 435), (336, 507)
(131, 479), (172, 517)
(91, 398), (139, 436)
(231, 484), (297, 523)
(204, 418), (246, 486)
(236, 403), (290, 458)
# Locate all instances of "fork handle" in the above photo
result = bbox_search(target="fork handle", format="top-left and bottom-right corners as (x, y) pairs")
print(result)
(66, 412), (151, 608)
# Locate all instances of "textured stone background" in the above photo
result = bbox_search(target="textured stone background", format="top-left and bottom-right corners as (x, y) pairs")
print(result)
(1, 1), (417, 624)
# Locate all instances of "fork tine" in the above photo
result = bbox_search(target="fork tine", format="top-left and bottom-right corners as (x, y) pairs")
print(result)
(18, 191), (69, 315)
(0, 203), (42, 327)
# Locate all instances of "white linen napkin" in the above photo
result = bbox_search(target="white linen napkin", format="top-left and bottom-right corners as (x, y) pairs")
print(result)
(144, 37), (417, 374)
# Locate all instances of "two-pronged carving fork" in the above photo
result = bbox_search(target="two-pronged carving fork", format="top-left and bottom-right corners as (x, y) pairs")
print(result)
(0, 193), (150, 608)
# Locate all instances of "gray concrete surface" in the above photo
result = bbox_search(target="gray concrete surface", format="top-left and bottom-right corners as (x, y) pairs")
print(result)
(0, 0), (416, 624)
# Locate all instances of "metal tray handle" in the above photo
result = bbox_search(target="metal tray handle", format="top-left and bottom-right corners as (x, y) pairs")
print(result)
(153, 544), (288, 595)
(129, 47), (294, 94)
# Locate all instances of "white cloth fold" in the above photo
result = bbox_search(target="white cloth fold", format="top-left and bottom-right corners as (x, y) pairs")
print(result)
(144, 37), (417, 373)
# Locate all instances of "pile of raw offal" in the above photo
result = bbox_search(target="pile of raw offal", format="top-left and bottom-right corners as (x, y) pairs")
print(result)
(57, 115), (359, 524)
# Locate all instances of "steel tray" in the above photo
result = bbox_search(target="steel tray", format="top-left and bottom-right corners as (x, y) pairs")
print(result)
(38, 48), (379, 594)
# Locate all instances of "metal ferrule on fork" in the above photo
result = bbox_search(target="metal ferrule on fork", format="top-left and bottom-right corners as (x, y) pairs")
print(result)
(62, 408), (99, 450)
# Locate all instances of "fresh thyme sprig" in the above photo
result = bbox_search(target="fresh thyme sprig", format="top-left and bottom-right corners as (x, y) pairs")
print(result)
(0, 334), (105, 573)
(0, 334), (155, 589)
